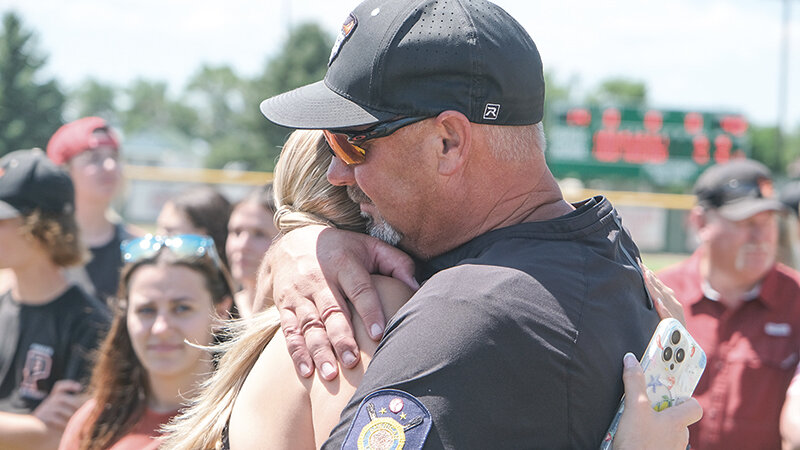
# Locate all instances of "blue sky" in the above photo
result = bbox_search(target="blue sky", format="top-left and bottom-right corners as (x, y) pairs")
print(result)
(3, 0), (799, 127)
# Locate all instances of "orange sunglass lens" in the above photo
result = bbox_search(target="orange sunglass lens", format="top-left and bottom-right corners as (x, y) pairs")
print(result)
(323, 130), (366, 165)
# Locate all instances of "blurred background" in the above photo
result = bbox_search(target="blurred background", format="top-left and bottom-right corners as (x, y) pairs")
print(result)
(0, 0), (798, 268)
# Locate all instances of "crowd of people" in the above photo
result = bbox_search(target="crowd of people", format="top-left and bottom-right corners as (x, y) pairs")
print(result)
(0, 0), (799, 449)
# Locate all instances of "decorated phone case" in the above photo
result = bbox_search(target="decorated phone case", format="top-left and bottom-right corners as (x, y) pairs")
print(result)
(599, 318), (706, 449)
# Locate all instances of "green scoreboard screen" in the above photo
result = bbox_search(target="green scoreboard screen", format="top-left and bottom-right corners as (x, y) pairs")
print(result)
(545, 105), (750, 189)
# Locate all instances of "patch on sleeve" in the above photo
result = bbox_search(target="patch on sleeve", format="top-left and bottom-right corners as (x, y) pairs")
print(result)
(342, 389), (431, 450)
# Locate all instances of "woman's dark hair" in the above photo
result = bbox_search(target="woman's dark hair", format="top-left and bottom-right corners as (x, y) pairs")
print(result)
(168, 186), (232, 268)
(77, 249), (233, 450)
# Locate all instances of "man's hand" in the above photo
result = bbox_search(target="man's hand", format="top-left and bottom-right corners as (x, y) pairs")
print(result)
(615, 353), (702, 450)
(32, 380), (85, 430)
(255, 225), (417, 381)
(640, 261), (686, 327)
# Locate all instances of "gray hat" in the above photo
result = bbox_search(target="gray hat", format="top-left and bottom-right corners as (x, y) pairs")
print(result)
(693, 158), (785, 221)
(0, 149), (74, 220)
(260, 0), (545, 129)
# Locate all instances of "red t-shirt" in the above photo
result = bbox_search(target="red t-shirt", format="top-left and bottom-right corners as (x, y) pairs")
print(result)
(659, 251), (800, 450)
(58, 398), (178, 450)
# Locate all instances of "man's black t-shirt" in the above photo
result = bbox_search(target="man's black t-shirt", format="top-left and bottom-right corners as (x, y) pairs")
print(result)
(324, 197), (660, 449)
(86, 223), (134, 304)
(0, 286), (110, 413)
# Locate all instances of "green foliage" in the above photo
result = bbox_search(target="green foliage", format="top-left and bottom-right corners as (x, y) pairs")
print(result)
(0, 12), (64, 155)
(241, 22), (333, 171)
(586, 77), (647, 108)
(67, 78), (117, 122)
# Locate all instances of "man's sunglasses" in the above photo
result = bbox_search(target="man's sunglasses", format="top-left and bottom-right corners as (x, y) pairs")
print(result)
(323, 116), (429, 165)
(121, 234), (222, 268)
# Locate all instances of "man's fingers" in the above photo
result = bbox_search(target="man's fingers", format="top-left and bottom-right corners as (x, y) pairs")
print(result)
(321, 308), (361, 369)
(279, 308), (314, 377)
(369, 238), (418, 290)
(337, 258), (386, 341)
(295, 302), (340, 381)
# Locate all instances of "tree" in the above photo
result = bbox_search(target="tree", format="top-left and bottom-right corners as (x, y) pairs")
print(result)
(586, 77), (647, 108)
(0, 12), (64, 155)
(67, 78), (118, 123)
(228, 22), (332, 171)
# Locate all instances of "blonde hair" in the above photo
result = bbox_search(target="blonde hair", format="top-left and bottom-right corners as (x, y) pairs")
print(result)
(161, 130), (365, 449)
(272, 129), (365, 234)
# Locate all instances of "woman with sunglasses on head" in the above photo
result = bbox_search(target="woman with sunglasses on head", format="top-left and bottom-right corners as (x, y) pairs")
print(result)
(58, 235), (234, 450)
(156, 186), (233, 270)
(225, 184), (279, 318)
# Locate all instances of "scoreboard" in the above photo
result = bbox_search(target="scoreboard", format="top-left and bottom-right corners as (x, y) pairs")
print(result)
(545, 105), (750, 189)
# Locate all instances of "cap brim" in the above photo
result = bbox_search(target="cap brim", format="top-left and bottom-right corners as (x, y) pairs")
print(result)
(259, 80), (397, 130)
(717, 198), (786, 221)
(0, 201), (21, 220)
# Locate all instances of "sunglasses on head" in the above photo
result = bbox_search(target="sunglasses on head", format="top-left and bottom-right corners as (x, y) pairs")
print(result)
(323, 116), (429, 165)
(121, 234), (222, 268)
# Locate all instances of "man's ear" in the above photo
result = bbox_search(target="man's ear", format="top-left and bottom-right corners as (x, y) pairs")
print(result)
(433, 111), (471, 176)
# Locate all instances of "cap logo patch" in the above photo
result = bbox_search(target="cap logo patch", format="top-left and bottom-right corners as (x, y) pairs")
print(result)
(483, 103), (500, 120)
(0, 167), (5, 178)
(329, 13), (357, 66)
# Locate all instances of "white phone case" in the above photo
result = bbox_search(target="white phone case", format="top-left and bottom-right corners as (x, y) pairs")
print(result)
(600, 318), (707, 449)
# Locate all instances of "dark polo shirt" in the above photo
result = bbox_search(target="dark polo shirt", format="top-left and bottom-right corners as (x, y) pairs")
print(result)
(324, 196), (659, 449)
(659, 252), (800, 450)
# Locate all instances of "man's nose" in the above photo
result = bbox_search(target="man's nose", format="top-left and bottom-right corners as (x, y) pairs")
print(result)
(327, 156), (356, 186)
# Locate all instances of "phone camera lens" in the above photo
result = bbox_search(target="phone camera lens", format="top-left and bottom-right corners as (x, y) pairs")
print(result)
(662, 346), (673, 362)
(671, 330), (681, 345)
(676, 348), (685, 363)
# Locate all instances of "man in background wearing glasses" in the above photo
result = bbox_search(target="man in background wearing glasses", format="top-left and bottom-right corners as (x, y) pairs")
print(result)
(258, 0), (697, 447)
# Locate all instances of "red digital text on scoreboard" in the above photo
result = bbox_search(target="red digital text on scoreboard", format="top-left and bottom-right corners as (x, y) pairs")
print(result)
(559, 107), (748, 166)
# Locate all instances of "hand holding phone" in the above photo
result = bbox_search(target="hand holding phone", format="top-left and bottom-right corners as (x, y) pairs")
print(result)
(600, 318), (706, 449)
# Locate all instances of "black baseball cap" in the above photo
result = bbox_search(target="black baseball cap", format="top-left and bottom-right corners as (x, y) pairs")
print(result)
(693, 158), (785, 221)
(0, 149), (75, 220)
(779, 180), (800, 217)
(260, 0), (545, 129)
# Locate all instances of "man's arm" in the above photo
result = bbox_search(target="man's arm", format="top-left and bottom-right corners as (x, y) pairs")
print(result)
(255, 225), (417, 380)
(0, 380), (85, 450)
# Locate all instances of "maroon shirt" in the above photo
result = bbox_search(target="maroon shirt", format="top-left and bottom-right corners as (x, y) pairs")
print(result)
(659, 251), (800, 450)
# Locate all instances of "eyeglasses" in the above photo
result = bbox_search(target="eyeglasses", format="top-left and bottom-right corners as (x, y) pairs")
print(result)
(121, 234), (222, 268)
(323, 116), (428, 165)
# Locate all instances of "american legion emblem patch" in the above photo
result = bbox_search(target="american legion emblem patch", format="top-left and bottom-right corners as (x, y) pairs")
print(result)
(342, 389), (431, 450)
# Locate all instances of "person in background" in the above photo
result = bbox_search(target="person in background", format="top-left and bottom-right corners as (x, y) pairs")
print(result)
(659, 158), (800, 450)
(57, 234), (234, 450)
(156, 185), (232, 269)
(46, 116), (143, 304)
(225, 184), (279, 318)
(0, 149), (110, 450)
(778, 180), (800, 269)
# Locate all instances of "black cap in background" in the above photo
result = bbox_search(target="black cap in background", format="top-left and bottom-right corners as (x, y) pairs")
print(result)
(693, 158), (785, 221)
(0, 149), (75, 220)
